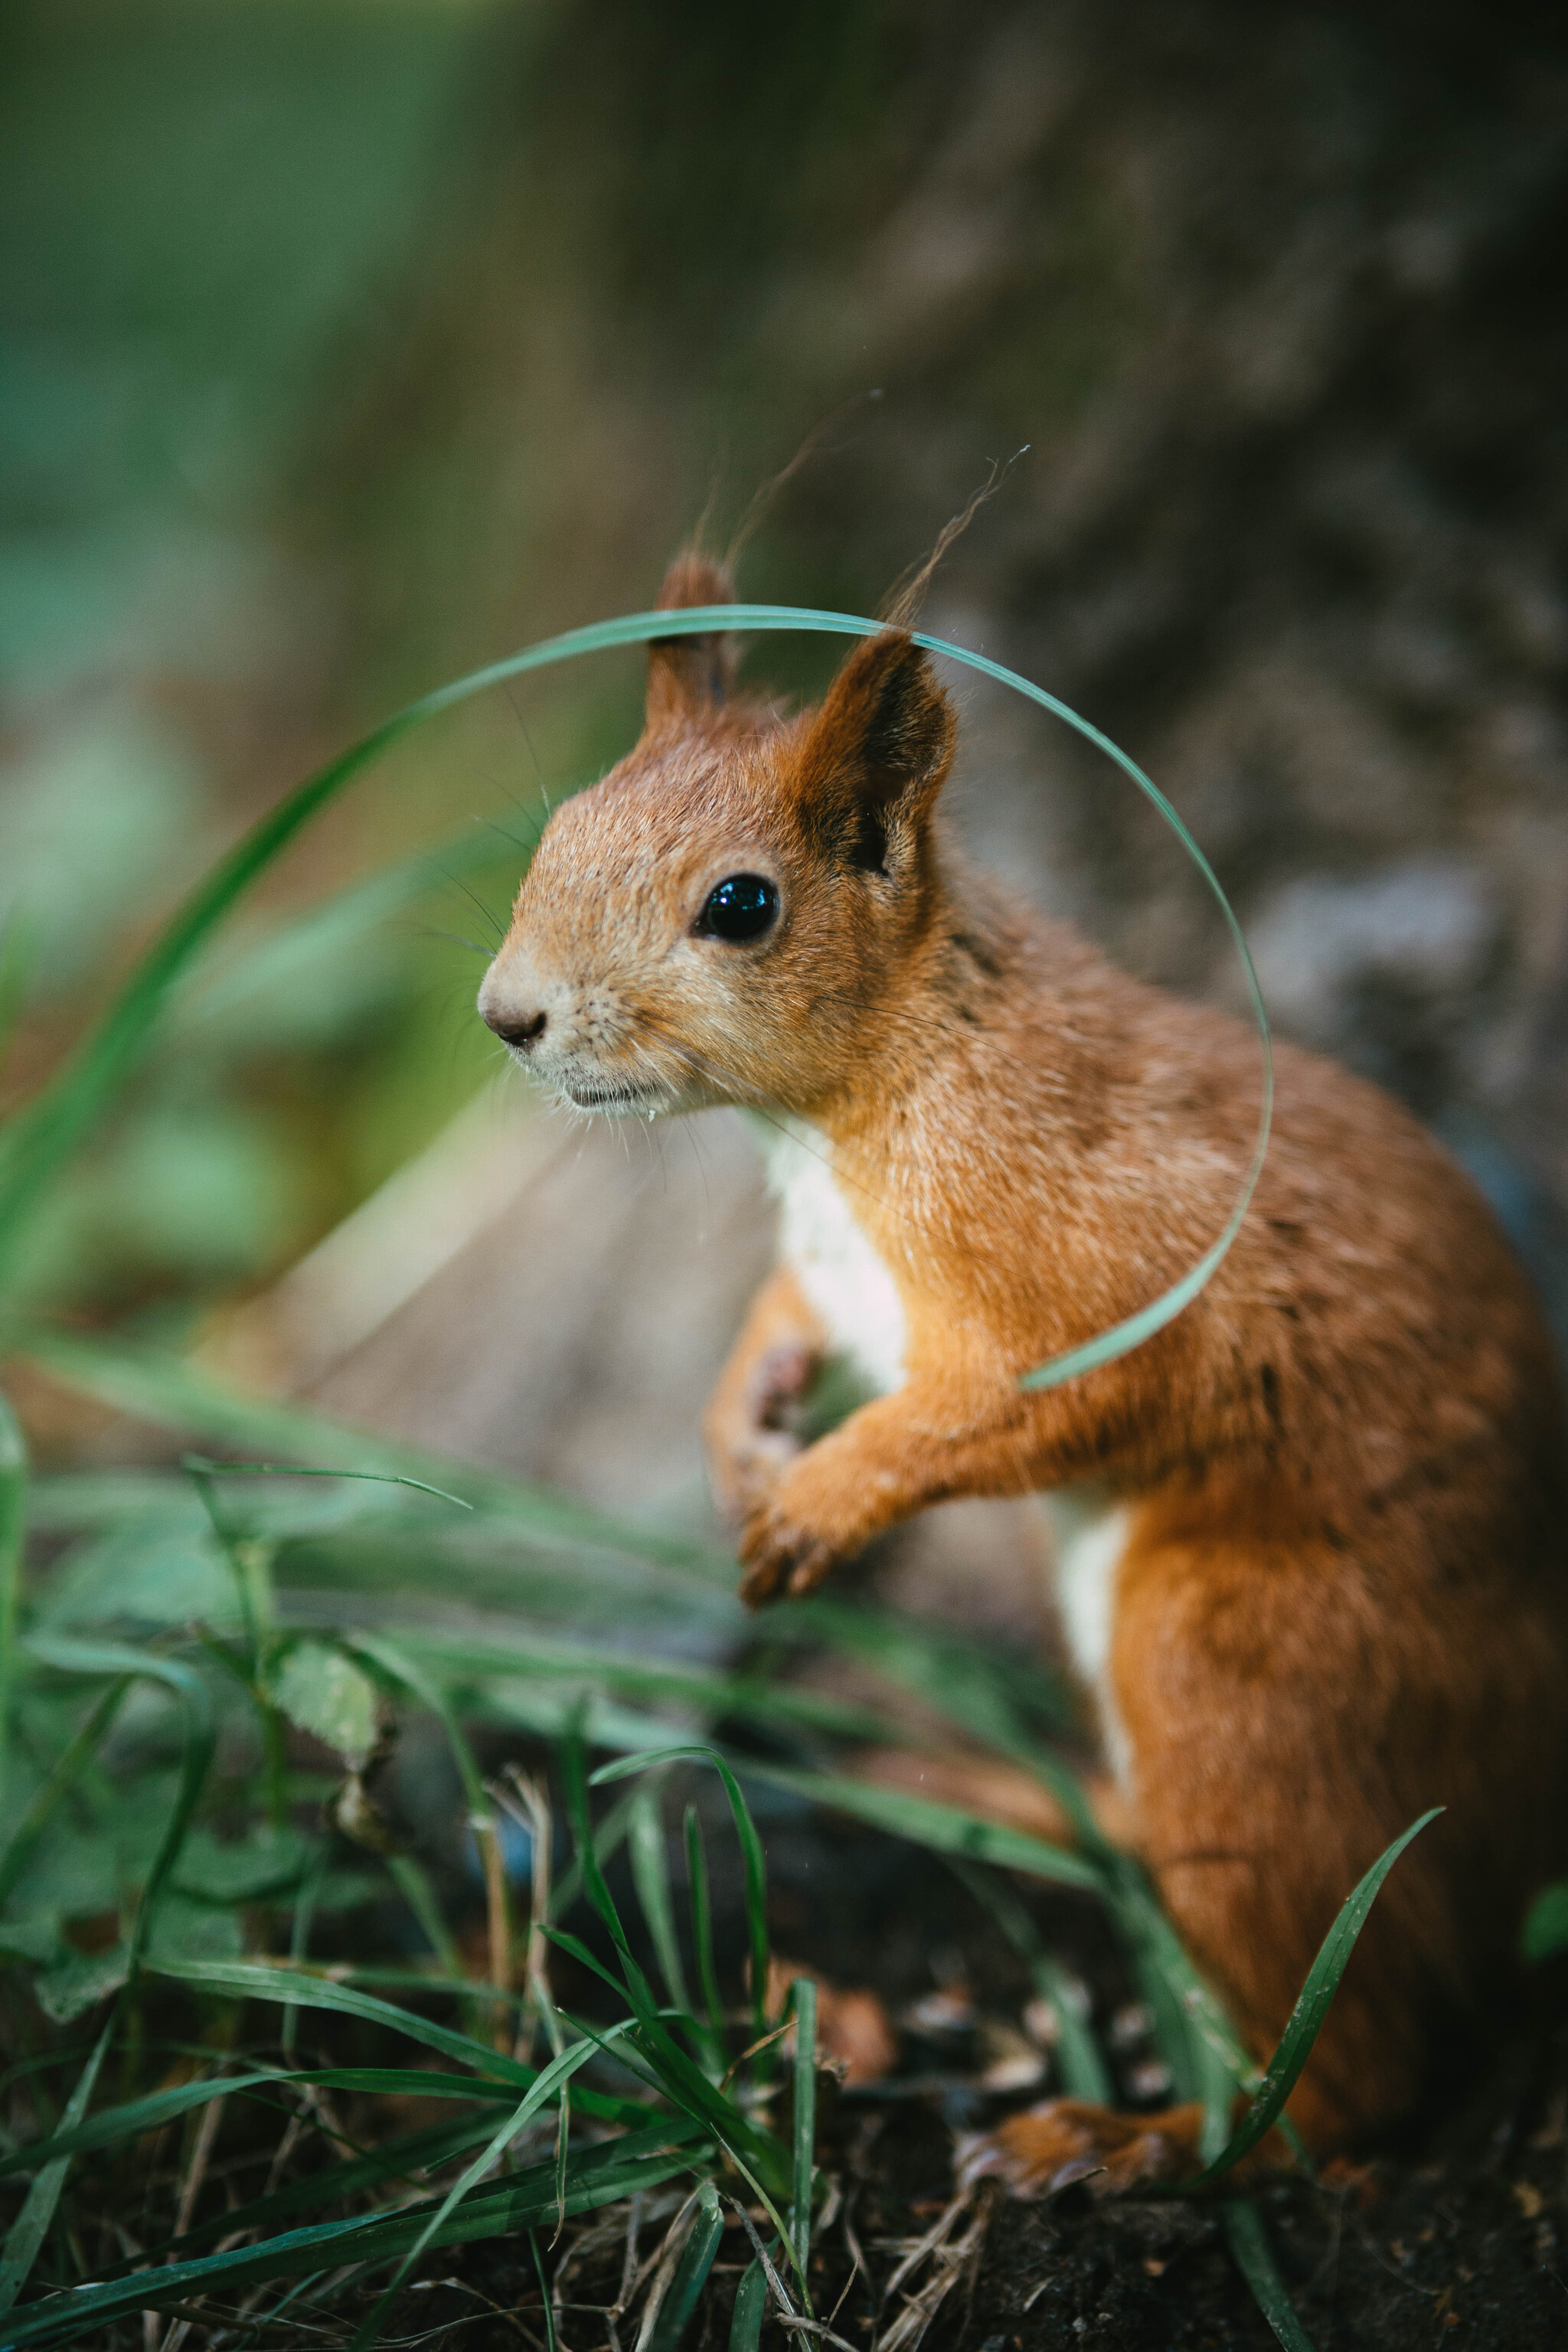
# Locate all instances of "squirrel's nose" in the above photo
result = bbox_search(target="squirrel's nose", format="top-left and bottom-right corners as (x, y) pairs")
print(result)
(484, 1004), (547, 1050)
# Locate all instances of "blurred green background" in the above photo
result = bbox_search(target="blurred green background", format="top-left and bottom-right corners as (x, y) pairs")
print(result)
(4, 0), (1567, 1382)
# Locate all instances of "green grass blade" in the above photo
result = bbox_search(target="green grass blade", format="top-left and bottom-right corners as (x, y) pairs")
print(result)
(0, 1395), (24, 1821)
(403, 1626), (890, 1749)
(144, 1958), (536, 2090)
(648, 2180), (724, 2352)
(629, 1780), (694, 2019)
(1177, 1810), (1442, 2187)
(87, 2107), (518, 2280)
(730, 1759), (1104, 1893)
(560, 1742), (789, 2202)
(14, 1328), (731, 1578)
(593, 1749), (773, 2040)
(0, 2124), (707, 2348)
(728, 2254), (769, 2352)
(1221, 2200), (1315, 2350)
(0, 2017), (113, 2315)
(789, 1981), (815, 2277)
(2, 2068), (524, 2177)
(684, 1805), (727, 2061)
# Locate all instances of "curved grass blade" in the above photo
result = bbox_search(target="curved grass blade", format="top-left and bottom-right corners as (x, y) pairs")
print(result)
(0, 605), (1271, 1393)
(353, 1625), (890, 1745)
(1221, 2199), (1315, 2350)
(592, 1747), (773, 2040)
(0, 2122), (707, 2349)
(93, 2107), (522, 2281)
(348, 2027), (636, 2351)
(1523, 1881), (1568, 1963)
(144, 1959), (537, 2092)
(648, 2180), (724, 2352)
(559, 1741), (789, 2204)
(0, 2064), (533, 2178)
(181, 1457), (472, 1511)
(1176, 1809), (1442, 2188)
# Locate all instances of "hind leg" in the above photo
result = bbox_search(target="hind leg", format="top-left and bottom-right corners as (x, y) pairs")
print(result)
(962, 1524), (1455, 2195)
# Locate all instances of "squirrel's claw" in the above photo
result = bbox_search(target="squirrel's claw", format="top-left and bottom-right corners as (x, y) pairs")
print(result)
(737, 1500), (837, 1609)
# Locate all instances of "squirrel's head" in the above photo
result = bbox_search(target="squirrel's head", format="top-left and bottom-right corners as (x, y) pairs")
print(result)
(478, 550), (957, 1119)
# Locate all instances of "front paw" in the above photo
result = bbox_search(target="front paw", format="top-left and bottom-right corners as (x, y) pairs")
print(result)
(737, 1493), (840, 1608)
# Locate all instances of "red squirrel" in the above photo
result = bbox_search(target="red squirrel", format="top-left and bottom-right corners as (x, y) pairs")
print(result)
(478, 550), (1568, 2188)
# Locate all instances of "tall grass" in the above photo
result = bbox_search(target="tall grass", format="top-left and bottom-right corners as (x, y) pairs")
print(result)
(0, 626), (1436, 2350)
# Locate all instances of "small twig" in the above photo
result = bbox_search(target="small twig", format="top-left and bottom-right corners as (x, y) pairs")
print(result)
(731, 2199), (799, 2318)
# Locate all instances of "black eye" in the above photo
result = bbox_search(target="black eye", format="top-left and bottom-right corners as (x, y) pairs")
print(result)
(697, 874), (779, 942)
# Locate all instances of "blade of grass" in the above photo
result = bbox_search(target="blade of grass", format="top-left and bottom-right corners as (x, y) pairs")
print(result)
(1221, 2199), (1315, 2351)
(531, 2230), (558, 2352)
(592, 1749), (773, 2043)
(1175, 1809), (1442, 2188)
(559, 1736), (792, 2216)
(77, 2105), (517, 2282)
(0, 2016), (113, 2315)
(1, 2068), (526, 2177)
(348, 2025), (639, 2351)
(0, 1395), (24, 1821)
(143, 1960), (536, 2095)
(684, 1805), (727, 2063)
(647, 2180), (724, 2352)
(789, 1980), (815, 2278)
(0, 2122), (709, 2348)
(728, 2255), (769, 2352)
(629, 1779), (694, 2021)
(15, 1328), (733, 1579)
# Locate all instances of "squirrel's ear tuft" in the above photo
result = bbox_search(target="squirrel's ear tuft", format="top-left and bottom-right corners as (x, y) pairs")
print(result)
(645, 549), (737, 730)
(802, 631), (956, 824)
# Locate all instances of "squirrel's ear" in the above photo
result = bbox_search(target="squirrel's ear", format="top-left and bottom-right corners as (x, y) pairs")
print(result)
(802, 630), (956, 825)
(645, 550), (737, 730)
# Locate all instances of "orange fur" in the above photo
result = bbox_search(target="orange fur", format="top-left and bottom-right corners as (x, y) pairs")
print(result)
(479, 554), (1568, 2171)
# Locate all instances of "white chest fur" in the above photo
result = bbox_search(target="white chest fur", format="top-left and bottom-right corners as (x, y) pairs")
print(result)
(1042, 1487), (1133, 1787)
(750, 1116), (908, 1396)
